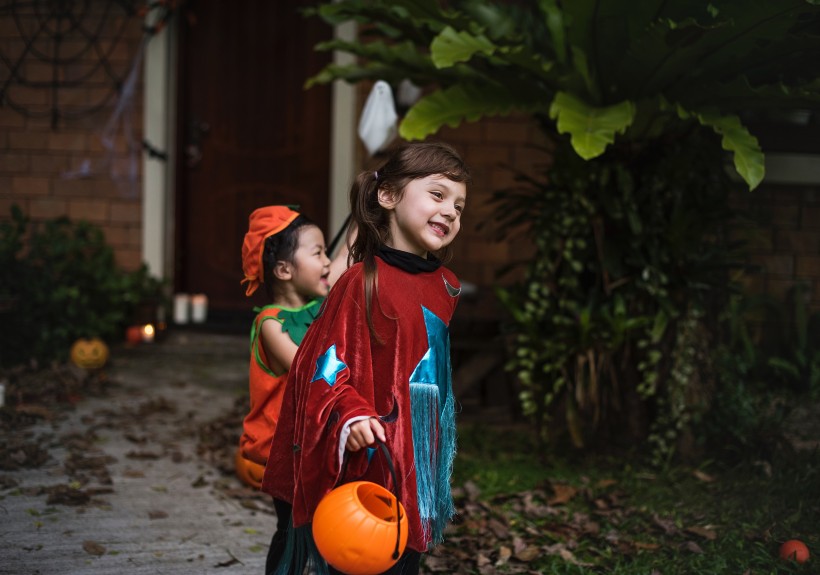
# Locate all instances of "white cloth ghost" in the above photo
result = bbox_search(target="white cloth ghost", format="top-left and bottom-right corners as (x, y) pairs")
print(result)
(358, 80), (398, 156)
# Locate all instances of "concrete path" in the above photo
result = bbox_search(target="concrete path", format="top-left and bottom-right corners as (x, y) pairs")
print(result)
(0, 331), (275, 575)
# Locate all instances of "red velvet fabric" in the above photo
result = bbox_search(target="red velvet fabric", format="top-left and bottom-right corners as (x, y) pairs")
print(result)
(262, 257), (460, 553)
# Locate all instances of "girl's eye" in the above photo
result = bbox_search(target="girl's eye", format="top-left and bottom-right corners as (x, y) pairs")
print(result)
(430, 191), (443, 199)
(455, 205), (464, 213)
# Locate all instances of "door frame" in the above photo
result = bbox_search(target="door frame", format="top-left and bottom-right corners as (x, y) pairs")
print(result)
(141, 13), (357, 285)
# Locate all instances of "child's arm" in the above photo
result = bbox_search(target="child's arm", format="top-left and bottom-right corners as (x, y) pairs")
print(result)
(328, 223), (357, 287)
(259, 320), (298, 374)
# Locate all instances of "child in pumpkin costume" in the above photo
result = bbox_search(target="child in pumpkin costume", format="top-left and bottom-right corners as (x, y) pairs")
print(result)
(238, 205), (351, 574)
(263, 142), (471, 575)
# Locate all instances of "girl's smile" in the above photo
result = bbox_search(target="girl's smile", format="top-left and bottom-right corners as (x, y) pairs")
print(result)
(378, 174), (467, 258)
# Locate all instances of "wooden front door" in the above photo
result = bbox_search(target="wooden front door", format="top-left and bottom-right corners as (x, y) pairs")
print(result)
(175, 0), (332, 325)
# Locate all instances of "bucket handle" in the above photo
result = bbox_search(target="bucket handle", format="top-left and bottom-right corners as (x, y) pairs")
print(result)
(373, 438), (402, 561)
(337, 437), (403, 561)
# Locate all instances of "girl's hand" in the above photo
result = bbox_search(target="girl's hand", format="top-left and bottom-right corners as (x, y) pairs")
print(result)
(346, 417), (386, 451)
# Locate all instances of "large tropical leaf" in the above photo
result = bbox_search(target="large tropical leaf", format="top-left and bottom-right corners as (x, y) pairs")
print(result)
(430, 26), (496, 68)
(549, 92), (636, 160)
(694, 112), (765, 190)
(400, 83), (546, 140)
(306, 0), (820, 189)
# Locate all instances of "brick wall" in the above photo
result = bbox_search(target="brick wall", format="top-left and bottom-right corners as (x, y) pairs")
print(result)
(0, 11), (146, 271)
(2, 15), (817, 314)
(732, 185), (820, 313)
(434, 114), (544, 288)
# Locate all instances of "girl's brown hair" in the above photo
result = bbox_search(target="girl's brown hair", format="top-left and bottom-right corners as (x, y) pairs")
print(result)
(348, 141), (471, 338)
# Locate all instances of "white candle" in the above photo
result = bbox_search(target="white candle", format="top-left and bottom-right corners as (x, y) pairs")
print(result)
(191, 294), (208, 323)
(173, 293), (190, 324)
(142, 324), (155, 343)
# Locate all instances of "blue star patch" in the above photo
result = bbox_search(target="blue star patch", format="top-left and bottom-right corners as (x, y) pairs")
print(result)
(409, 306), (450, 404)
(311, 344), (347, 386)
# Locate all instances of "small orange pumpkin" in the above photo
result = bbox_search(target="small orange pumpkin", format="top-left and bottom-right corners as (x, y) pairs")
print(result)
(779, 539), (810, 563)
(70, 338), (109, 369)
(312, 481), (408, 575)
(234, 448), (265, 489)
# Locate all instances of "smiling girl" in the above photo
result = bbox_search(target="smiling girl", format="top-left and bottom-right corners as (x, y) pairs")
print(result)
(263, 142), (471, 575)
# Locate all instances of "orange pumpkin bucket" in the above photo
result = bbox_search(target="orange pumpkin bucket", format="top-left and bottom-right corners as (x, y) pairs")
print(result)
(312, 441), (407, 575)
(234, 448), (265, 489)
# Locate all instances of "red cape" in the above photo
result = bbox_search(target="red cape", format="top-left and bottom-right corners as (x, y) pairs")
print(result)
(262, 256), (460, 553)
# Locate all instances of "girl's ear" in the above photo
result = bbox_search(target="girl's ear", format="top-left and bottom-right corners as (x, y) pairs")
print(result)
(272, 260), (292, 281)
(377, 186), (398, 210)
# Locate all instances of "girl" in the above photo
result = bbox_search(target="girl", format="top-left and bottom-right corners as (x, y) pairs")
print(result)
(262, 142), (470, 575)
(237, 206), (350, 574)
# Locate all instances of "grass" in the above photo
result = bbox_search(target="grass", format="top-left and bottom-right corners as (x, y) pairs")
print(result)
(432, 422), (820, 574)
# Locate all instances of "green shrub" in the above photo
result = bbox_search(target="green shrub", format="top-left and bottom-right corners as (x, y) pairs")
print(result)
(491, 132), (747, 462)
(0, 205), (166, 367)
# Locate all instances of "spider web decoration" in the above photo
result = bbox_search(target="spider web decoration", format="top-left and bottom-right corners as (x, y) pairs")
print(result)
(0, 0), (174, 128)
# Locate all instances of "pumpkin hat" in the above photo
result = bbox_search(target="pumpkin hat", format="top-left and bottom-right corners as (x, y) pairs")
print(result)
(241, 206), (300, 296)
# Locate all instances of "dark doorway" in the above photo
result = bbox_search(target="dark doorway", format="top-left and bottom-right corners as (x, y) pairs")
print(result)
(175, 0), (333, 330)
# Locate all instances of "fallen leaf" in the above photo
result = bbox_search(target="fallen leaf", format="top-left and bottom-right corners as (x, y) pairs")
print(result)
(148, 510), (168, 519)
(45, 484), (90, 506)
(692, 469), (716, 483)
(633, 541), (661, 550)
(652, 514), (681, 535)
(558, 547), (594, 567)
(488, 518), (509, 539)
(421, 556), (449, 572)
(15, 404), (54, 419)
(685, 525), (717, 540)
(82, 540), (105, 556)
(593, 498), (610, 510)
(515, 545), (541, 562)
(547, 483), (577, 505)
(496, 545), (512, 566)
(681, 541), (704, 554)
(126, 451), (161, 460)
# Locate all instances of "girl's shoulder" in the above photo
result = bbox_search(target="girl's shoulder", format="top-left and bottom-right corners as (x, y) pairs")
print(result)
(332, 260), (365, 289)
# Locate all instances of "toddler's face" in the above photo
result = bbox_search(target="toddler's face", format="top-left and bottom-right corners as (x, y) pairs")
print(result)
(290, 225), (332, 298)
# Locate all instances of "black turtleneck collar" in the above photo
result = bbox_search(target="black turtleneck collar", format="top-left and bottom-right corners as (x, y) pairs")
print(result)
(376, 244), (441, 274)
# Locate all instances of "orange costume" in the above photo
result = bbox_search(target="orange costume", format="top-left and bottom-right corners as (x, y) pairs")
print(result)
(240, 300), (324, 466)
(237, 205), (318, 484)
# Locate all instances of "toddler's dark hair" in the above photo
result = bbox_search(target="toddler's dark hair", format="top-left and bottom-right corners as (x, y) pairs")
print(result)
(261, 214), (315, 299)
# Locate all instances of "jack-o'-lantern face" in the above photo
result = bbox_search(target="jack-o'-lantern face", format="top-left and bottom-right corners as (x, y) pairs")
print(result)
(70, 338), (109, 369)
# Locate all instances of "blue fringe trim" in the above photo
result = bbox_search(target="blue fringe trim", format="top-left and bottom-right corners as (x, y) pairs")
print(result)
(270, 521), (328, 575)
(410, 380), (457, 547)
